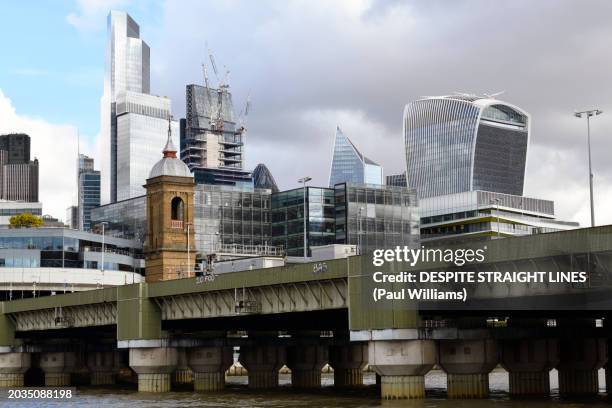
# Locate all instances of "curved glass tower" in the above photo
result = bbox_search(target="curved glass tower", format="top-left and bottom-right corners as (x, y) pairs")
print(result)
(403, 95), (530, 198)
(253, 163), (279, 192)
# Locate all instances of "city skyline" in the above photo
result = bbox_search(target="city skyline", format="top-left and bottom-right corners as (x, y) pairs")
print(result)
(1, 1), (612, 226)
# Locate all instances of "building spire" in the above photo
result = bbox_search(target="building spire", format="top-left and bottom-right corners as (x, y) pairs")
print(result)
(162, 116), (177, 158)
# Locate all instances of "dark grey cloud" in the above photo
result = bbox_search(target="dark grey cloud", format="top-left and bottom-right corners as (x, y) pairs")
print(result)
(143, 0), (612, 225)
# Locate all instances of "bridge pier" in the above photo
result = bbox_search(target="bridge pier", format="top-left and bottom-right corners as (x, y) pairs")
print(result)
(558, 338), (607, 396)
(439, 339), (497, 399)
(173, 348), (193, 386)
(500, 339), (558, 396)
(329, 343), (367, 387)
(40, 352), (76, 387)
(0, 352), (30, 387)
(239, 344), (286, 389)
(187, 346), (233, 392)
(87, 351), (117, 385)
(368, 340), (436, 399)
(129, 347), (178, 392)
(287, 344), (328, 388)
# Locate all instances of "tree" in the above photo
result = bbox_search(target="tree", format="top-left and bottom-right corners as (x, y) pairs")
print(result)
(9, 213), (43, 228)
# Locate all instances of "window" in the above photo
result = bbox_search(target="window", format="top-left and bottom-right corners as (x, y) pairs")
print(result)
(171, 197), (184, 221)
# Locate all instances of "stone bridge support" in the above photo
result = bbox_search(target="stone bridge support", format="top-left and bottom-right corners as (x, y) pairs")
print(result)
(239, 344), (286, 389)
(368, 340), (436, 399)
(500, 339), (558, 396)
(187, 346), (233, 392)
(87, 351), (118, 385)
(0, 352), (30, 387)
(287, 343), (328, 388)
(173, 348), (193, 386)
(129, 347), (177, 392)
(558, 338), (607, 396)
(329, 343), (368, 387)
(439, 339), (498, 399)
(40, 352), (76, 387)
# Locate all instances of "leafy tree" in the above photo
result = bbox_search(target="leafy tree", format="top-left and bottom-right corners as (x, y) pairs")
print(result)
(9, 213), (43, 228)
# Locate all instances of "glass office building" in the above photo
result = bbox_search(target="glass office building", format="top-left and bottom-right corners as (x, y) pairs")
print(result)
(271, 187), (336, 257)
(115, 92), (179, 201)
(329, 127), (383, 188)
(0, 228), (143, 272)
(419, 190), (578, 244)
(334, 183), (419, 251)
(386, 172), (407, 187)
(92, 184), (275, 259)
(404, 95), (529, 199)
(78, 154), (101, 231)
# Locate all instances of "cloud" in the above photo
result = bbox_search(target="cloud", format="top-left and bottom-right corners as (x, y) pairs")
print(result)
(66, 0), (129, 31)
(147, 0), (612, 227)
(0, 89), (96, 221)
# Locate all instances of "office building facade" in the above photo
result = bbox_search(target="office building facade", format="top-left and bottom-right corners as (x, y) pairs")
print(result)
(66, 205), (78, 229)
(386, 172), (407, 187)
(0, 201), (42, 226)
(78, 155), (101, 231)
(420, 190), (579, 244)
(0, 134), (39, 202)
(271, 187), (336, 257)
(115, 92), (178, 201)
(329, 126), (382, 188)
(334, 183), (419, 251)
(404, 95), (530, 199)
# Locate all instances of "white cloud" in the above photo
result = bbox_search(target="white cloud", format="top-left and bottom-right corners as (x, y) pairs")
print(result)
(0, 89), (95, 221)
(66, 0), (129, 31)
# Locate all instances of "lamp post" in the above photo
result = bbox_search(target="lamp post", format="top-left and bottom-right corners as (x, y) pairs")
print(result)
(358, 206), (365, 255)
(574, 109), (603, 227)
(186, 222), (193, 278)
(298, 176), (312, 262)
(99, 222), (108, 288)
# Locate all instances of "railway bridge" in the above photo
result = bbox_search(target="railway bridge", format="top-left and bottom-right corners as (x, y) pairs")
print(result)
(1, 226), (612, 399)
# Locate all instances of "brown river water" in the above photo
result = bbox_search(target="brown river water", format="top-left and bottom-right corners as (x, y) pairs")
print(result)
(1, 369), (608, 407)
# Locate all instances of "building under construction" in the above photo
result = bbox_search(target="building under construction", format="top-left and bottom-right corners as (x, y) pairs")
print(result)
(180, 53), (252, 187)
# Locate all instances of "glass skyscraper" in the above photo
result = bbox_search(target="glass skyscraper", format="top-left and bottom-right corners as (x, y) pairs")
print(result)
(329, 126), (382, 188)
(403, 95), (530, 199)
(101, 11), (174, 203)
(252, 163), (279, 192)
(77, 154), (101, 231)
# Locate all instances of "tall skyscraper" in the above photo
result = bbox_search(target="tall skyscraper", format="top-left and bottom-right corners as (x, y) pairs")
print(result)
(102, 10), (173, 203)
(329, 126), (382, 188)
(0, 134), (38, 202)
(181, 83), (251, 186)
(78, 154), (101, 231)
(403, 95), (530, 199)
(253, 163), (279, 192)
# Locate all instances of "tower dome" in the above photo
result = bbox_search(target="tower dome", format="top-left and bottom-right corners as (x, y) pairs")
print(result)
(149, 119), (192, 179)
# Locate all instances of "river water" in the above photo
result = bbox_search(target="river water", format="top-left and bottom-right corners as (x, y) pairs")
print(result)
(2, 369), (609, 407)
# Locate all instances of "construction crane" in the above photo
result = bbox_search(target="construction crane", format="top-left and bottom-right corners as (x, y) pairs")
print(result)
(238, 92), (251, 131)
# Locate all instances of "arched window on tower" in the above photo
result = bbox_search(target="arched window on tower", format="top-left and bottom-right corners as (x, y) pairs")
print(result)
(171, 197), (184, 229)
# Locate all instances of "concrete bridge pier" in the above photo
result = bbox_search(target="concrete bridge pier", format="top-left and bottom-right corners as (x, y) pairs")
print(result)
(287, 344), (328, 388)
(558, 338), (607, 396)
(439, 339), (498, 399)
(40, 352), (76, 386)
(172, 348), (193, 386)
(239, 344), (286, 389)
(0, 352), (30, 387)
(87, 351), (117, 385)
(500, 339), (558, 396)
(368, 340), (436, 399)
(187, 346), (233, 391)
(329, 343), (368, 387)
(129, 347), (178, 392)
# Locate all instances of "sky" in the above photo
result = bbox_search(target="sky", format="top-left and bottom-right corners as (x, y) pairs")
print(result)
(1, 0), (612, 227)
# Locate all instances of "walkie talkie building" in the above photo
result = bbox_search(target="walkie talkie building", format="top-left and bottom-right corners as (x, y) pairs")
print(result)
(403, 95), (530, 199)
